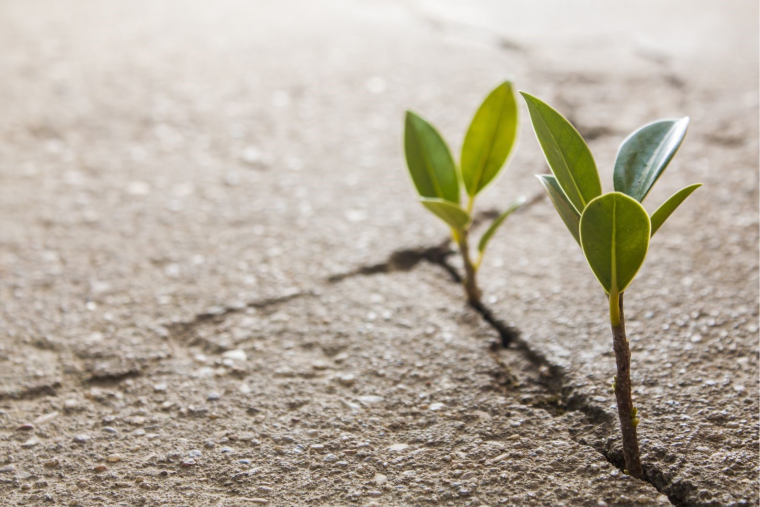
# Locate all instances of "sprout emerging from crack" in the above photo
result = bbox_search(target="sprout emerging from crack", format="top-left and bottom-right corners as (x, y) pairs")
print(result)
(403, 81), (523, 306)
(521, 91), (701, 479)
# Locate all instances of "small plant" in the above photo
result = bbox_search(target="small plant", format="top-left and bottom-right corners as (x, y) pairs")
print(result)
(521, 91), (701, 479)
(403, 82), (524, 306)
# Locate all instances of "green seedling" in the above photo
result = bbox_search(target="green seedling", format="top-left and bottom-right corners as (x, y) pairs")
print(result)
(404, 82), (524, 306)
(521, 91), (701, 479)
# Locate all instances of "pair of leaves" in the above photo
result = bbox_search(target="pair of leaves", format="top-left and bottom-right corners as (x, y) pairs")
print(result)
(404, 82), (519, 235)
(523, 93), (701, 295)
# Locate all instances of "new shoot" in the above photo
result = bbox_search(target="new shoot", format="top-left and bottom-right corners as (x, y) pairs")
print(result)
(404, 82), (524, 307)
(522, 91), (701, 479)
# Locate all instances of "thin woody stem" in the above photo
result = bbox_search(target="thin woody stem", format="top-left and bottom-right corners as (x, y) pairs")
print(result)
(610, 292), (643, 479)
(453, 228), (481, 306)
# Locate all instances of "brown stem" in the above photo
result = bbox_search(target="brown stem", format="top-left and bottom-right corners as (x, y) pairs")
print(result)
(455, 231), (481, 306)
(611, 292), (643, 479)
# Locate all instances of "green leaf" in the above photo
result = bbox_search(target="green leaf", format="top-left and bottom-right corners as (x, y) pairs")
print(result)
(461, 82), (519, 197)
(614, 117), (689, 202)
(650, 183), (701, 237)
(536, 174), (581, 245)
(420, 198), (471, 230)
(477, 197), (525, 254)
(520, 92), (601, 213)
(404, 111), (460, 204)
(580, 192), (651, 294)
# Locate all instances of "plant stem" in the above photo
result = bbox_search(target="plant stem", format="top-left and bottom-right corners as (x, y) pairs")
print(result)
(609, 292), (643, 479)
(453, 229), (481, 306)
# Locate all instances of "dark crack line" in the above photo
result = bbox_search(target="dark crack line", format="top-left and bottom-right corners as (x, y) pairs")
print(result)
(332, 212), (692, 505)
(328, 238), (454, 283)
(0, 381), (61, 401)
(329, 190), (546, 286)
(434, 256), (689, 507)
(164, 291), (310, 344)
(326, 188), (692, 505)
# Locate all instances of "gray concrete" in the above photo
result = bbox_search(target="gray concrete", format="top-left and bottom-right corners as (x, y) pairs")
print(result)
(0, 1), (756, 506)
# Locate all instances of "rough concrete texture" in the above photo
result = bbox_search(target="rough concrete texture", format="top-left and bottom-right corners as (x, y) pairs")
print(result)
(0, 1), (756, 506)
(1, 268), (673, 506)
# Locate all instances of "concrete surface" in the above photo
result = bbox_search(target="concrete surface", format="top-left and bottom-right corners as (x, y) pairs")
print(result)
(0, 1), (756, 506)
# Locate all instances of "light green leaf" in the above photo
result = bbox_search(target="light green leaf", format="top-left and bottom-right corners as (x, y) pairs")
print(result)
(420, 198), (471, 230)
(404, 111), (460, 204)
(580, 192), (651, 294)
(650, 183), (701, 236)
(536, 174), (581, 245)
(614, 117), (689, 202)
(520, 92), (601, 213)
(477, 197), (525, 254)
(461, 82), (519, 197)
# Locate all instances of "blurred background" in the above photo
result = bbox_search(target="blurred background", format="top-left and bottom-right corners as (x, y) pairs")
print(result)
(0, 1), (756, 324)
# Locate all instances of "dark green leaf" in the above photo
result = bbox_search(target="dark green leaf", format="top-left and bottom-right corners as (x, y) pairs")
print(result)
(477, 197), (525, 254)
(404, 111), (460, 204)
(420, 198), (471, 230)
(614, 118), (689, 202)
(520, 92), (601, 213)
(650, 183), (701, 236)
(580, 192), (651, 294)
(461, 82), (519, 197)
(536, 174), (581, 245)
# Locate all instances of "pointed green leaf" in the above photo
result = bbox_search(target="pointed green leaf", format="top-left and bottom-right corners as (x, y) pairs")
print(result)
(420, 198), (471, 230)
(477, 197), (525, 254)
(580, 192), (651, 294)
(461, 82), (519, 197)
(650, 183), (701, 237)
(404, 111), (459, 204)
(536, 174), (581, 245)
(614, 117), (689, 202)
(520, 92), (601, 213)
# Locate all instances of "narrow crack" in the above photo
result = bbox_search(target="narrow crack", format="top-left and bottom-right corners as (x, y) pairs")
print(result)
(328, 238), (454, 283)
(327, 189), (693, 505)
(0, 381), (61, 401)
(338, 240), (685, 506)
(434, 257), (687, 507)
(165, 291), (310, 345)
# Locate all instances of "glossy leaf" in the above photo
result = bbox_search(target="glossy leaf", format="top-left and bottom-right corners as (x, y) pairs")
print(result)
(477, 196), (525, 254)
(614, 117), (689, 202)
(461, 82), (519, 197)
(536, 174), (581, 245)
(580, 192), (651, 294)
(420, 198), (471, 230)
(404, 111), (460, 204)
(650, 183), (701, 236)
(520, 92), (601, 213)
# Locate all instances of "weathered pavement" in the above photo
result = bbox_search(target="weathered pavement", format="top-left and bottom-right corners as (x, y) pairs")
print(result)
(0, 1), (757, 506)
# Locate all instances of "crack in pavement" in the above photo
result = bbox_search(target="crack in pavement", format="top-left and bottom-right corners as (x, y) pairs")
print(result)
(435, 260), (690, 507)
(334, 233), (693, 507)
(0, 380), (61, 401)
(159, 291), (315, 363)
(164, 290), (310, 344)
